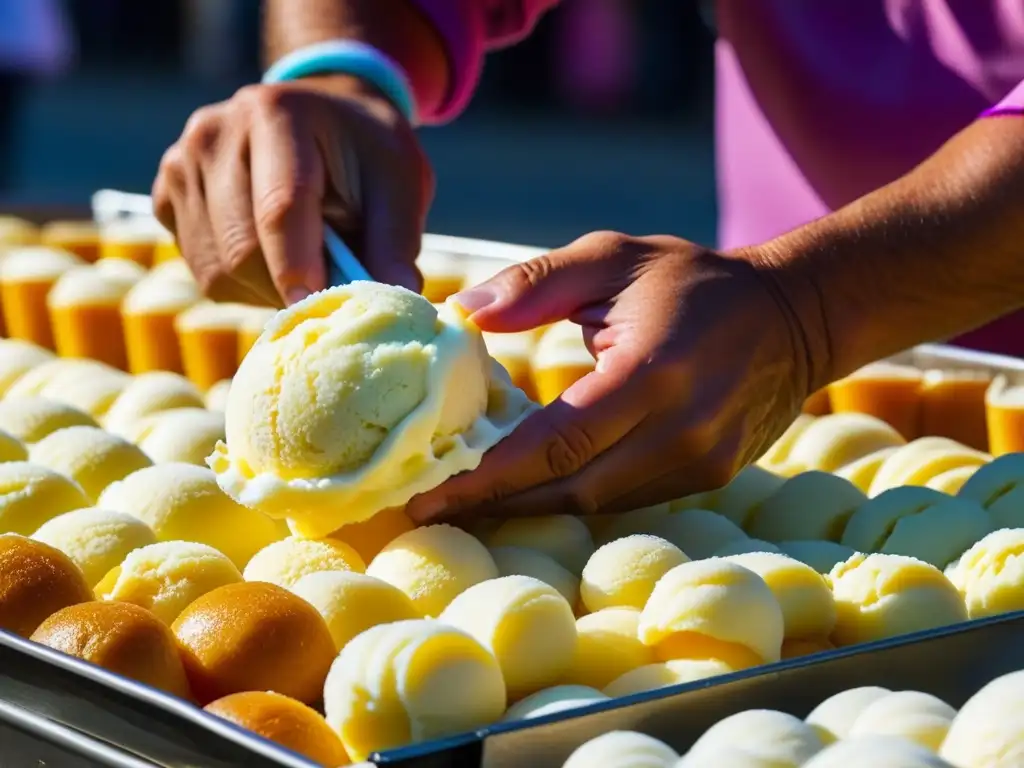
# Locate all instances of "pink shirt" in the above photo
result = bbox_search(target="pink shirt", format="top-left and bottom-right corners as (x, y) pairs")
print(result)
(411, 0), (1024, 355)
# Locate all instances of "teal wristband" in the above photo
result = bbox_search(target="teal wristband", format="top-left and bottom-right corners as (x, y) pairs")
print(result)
(262, 40), (418, 124)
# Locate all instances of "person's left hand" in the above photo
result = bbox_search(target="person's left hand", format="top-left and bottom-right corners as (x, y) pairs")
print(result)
(405, 231), (826, 525)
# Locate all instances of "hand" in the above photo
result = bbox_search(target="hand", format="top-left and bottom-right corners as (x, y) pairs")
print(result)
(152, 75), (433, 307)
(405, 231), (823, 524)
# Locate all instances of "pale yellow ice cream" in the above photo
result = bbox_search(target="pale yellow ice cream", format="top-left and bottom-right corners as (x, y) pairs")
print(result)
(944, 528), (1024, 618)
(7, 357), (119, 400)
(323, 619), (506, 761)
(132, 408), (225, 466)
(366, 524), (498, 617)
(836, 448), (901, 494)
(35, 362), (130, 419)
(440, 575), (577, 700)
(563, 731), (679, 768)
(603, 658), (737, 698)
(828, 553), (967, 646)
(489, 546), (580, 606)
(724, 552), (836, 640)
(840, 486), (992, 568)
(29, 426), (152, 503)
(686, 709), (825, 767)
(778, 541), (858, 575)
(805, 686), (892, 743)
(940, 669), (1024, 767)
(713, 539), (782, 556)
(747, 472), (868, 542)
(289, 570), (420, 651)
(487, 515), (595, 574)
(0, 397), (98, 443)
(580, 535), (689, 613)
(0, 339), (54, 396)
(868, 437), (990, 496)
(592, 505), (673, 545)
(0, 461), (90, 534)
(784, 413), (906, 473)
(103, 372), (205, 439)
(329, 506), (416, 564)
(501, 685), (608, 722)
(0, 216), (38, 247)
(757, 414), (816, 470)
(957, 452), (1024, 530)
(712, 466), (786, 528)
(926, 465), (979, 495)
(639, 509), (748, 560)
(209, 283), (536, 537)
(121, 274), (201, 375)
(803, 737), (955, 768)
(0, 429), (26, 463)
(638, 559), (784, 668)
(204, 379), (232, 413)
(97, 463), (284, 568)
(848, 690), (956, 751)
(31, 507), (156, 587)
(243, 536), (365, 588)
(562, 608), (655, 690)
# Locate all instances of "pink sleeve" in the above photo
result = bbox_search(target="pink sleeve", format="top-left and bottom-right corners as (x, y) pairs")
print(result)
(982, 80), (1024, 117)
(411, 0), (560, 123)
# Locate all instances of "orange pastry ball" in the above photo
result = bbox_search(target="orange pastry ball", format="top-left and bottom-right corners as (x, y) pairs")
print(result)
(30, 601), (191, 699)
(0, 533), (93, 636)
(172, 582), (335, 706)
(205, 691), (350, 767)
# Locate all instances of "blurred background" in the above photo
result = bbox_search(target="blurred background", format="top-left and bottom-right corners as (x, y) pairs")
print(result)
(0, 0), (717, 247)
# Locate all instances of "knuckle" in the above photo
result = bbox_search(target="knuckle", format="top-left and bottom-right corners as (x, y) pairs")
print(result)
(553, 483), (600, 518)
(255, 185), (301, 232)
(156, 145), (187, 191)
(512, 254), (554, 290)
(544, 421), (596, 479)
(182, 106), (224, 155)
(572, 230), (629, 256)
(219, 223), (260, 272)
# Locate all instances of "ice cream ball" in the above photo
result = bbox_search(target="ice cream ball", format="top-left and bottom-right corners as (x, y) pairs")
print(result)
(747, 472), (867, 543)
(174, 581), (336, 706)
(944, 528), (1024, 618)
(366, 524), (498, 616)
(103, 372), (205, 440)
(848, 690), (956, 751)
(0, 397), (98, 444)
(30, 601), (191, 699)
(669, 490), (719, 513)
(562, 608), (655, 690)
(805, 686), (892, 743)
(957, 452), (1024, 530)
(639, 509), (748, 560)
(828, 553), (967, 646)
(501, 685), (608, 722)
(205, 691), (350, 767)
(686, 709), (825, 767)
(32, 508), (156, 587)
(327, 506), (416, 565)
(777, 540), (858, 575)
(713, 539), (782, 557)
(39, 220), (100, 262)
(712, 466), (786, 528)
(487, 515), (594, 575)
(925, 465), (978, 495)
(561, 731), (679, 768)
(237, 305), (277, 363)
(602, 658), (737, 698)
(323, 619), (506, 761)
(132, 408), (225, 466)
(580, 535), (689, 613)
(0, 534), (93, 636)
(489, 545), (580, 606)
(440, 575), (577, 700)
(0, 461), (89, 534)
(0, 216), (38, 247)
(0, 428), (26, 463)
(638, 559), (784, 668)
(6, 357), (118, 400)
(243, 536), (365, 588)
(203, 379), (232, 413)
(723, 552), (836, 641)
(0, 339), (54, 396)
(98, 463), (284, 569)
(836, 447), (900, 494)
(36, 362), (130, 419)
(780, 637), (835, 659)
(174, 302), (247, 391)
(29, 426), (153, 503)
(757, 414), (816, 469)
(289, 570), (420, 652)
(593, 505), (674, 544)
(868, 437), (990, 496)
(940, 669), (1024, 767)
(96, 540), (243, 625)
(803, 737), (955, 768)
(784, 413), (906, 473)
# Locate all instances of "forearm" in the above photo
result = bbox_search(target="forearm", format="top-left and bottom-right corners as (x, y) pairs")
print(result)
(755, 116), (1024, 389)
(263, 0), (449, 117)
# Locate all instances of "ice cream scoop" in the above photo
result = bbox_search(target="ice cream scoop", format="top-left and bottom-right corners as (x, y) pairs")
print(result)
(757, 414), (816, 470)
(29, 426), (152, 503)
(591, 505), (673, 545)
(103, 372), (205, 439)
(174, 302), (248, 390)
(6, 357), (121, 401)
(957, 452), (1024, 530)
(580, 535), (689, 613)
(243, 536), (364, 588)
(562, 608), (655, 690)
(686, 709), (825, 767)
(836, 448), (901, 494)
(0, 397), (97, 443)
(940, 669), (1024, 767)
(561, 731), (679, 768)
(925, 465), (979, 495)
(803, 736), (955, 768)
(777, 541), (858, 575)
(713, 539), (782, 556)
(638, 559), (784, 668)
(805, 686), (892, 743)
(748, 472), (867, 542)
(784, 413), (906, 473)
(868, 437), (990, 496)
(121, 274), (201, 375)
(848, 690), (956, 751)
(712, 466), (786, 528)
(35, 362), (130, 419)
(489, 546), (580, 606)
(329, 506), (417, 564)
(502, 685), (608, 722)
(441, 575), (578, 700)
(602, 658), (737, 698)
(0, 461), (89, 534)
(0, 428), (26, 463)
(32, 507), (156, 587)
(132, 408), (225, 466)
(323, 619), (506, 761)
(638, 509), (748, 560)
(203, 379), (232, 413)
(488, 515), (595, 575)
(0, 339), (54, 396)
(209, 284), (536, 536)
(944, 528), (1024, 618)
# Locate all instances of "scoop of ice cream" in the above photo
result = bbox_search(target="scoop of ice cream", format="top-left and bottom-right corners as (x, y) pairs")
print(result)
(243, 536), (364, 588)
(593, 505), (674, 544)
(36, 363), (131, 419)
(944, 528), (1024, 618)
(713, 539), (782, 557)
(712, 466), (786, 528)
(638, 559), (784, 668)
(777, 541), (858, 575)
(502, 685), (608, 722)
(0, 428), (26, 462)
(132, 408), (225, 466)
(489, 545), (580, 606)
(289, 570), (420, 651)
(0, 339), (54, 395)
(602, 658), (737, 698)
(440, 575), (577, 699)
(328, 506), (416, 564)
(804, 737), (955, 768)
(486, 515), (595, 575)
(561, 731), (679, 768)
(323, 618), (506, 761)
(29, 426), (153, 503)
(836, 448), (901, 493)
(686, 709), (825, 767)
(926, 465), (978, 495)
(723, 552), (836, 640)
(103, 372), (205, 439)
(0, 461), (89, 534)
(747, 472), (867, 542)
(366, 524), (498, 616)
(848, 690), (956, 751)
(98, 463), (284, 568)
(841, 486), (992, 568)
(32, 507), (156, 587)
(209, 283), (536, 536)
(868, 438), (990, 496)
(95, 540), (242, 624)
(957, 452), (1024, 530)
(805, 686), (892, 743)
(940, 669), (1024, 767)
(637, 509), (748, 560)
(6, 358), (114, 399)
(203, 379), (232, 413)
(828, 553), (967, 646)
(784, 413), (906, 473)
(0, 397), (98, 443)
(562, 607), (655, 690)
(0, 245), (81, 278)
(0, 217), (38, 246)
(121, 272), (201, 315)
(48, 262), (139, 306)
(580, 535), (689, 613)
(758, 415), (818, 470)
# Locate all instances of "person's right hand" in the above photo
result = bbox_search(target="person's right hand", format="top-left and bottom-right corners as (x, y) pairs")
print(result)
(152, 75), (433, 307)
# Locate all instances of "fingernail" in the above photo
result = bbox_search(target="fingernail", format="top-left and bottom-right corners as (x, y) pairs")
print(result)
(454, 286), (498, 314)
(285, 286), (312, 305)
